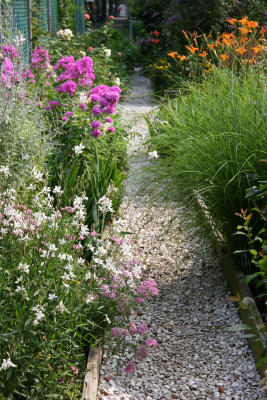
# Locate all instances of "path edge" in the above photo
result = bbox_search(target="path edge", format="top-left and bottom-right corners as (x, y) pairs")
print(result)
(82, 346), (102, 400)
(218, 248), (267, 377)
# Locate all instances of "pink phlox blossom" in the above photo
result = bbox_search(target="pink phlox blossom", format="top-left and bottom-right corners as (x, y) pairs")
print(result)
(55, 56), (94, 95)
(56, 80), (76, 96)
(22, 69), (35, 83)
(71, 365), (78, 375)
(79, 103), (88, 110)
(129, 322), (138, 335)
(91, 129), (102, 138)
(124, 360), (136, 374)
(136, 345), (149, 362)
(45, 100), (61, 110)
(31, 46), (50, 69)
(137, 278), (159, 298)
(1, 44), (18, 59)
(136, 323), (147, 335)
(136, 297), (144, 304)
(111, 327), (129, 338)
(108, 126), (115, 133)
(1, 57), (19, 88)
(146, 338), (157, 347)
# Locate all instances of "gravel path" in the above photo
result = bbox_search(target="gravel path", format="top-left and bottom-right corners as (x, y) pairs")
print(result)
(97, 70), (262, 400)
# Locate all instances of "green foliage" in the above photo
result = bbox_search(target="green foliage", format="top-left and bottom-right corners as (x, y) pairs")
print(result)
(147, 68), (267, 244)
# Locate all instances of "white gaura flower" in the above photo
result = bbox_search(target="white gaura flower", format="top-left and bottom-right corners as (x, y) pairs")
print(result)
(48, 293), (57, 301)
(58, 301), (68, 314)
(53, 186), (63, 196)
(105, 314), (111, 324)
(74, 143), (85, 155)
(104, 48), (111, 57)
(148, 150), (159, 159)
(98, 195), (114, 213)
(0, 165), (9, 176)
(0, 356), (17, 371)
(17, 262), (30, 274)
(80, 51), (86, 57)
(32, 167), (44, 182)
(114, 77), (120, 86)
(85, 294), (95, 304)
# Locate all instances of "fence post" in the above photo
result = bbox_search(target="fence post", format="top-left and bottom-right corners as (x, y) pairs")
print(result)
(26, 0), (32, 61)
(47, 0), (52, 34)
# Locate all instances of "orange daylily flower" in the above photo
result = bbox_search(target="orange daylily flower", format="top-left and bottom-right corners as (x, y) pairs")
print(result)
(182, 30), (189, 40)
(220, 54), (228, 62)
(246, 20), (259, 29)
(239, 16), (249, 26)
(199, 51), (208, 57)
(251, 45), (264, 54)
(238, 27), (250, 35)
(185, 45), (199, 54)
(226, 18), (237, 25)
(177, 55), (187, 61)
(207, 42), (215, 50)
(235, 46), (246, 55)
(168, 51), (178, 59)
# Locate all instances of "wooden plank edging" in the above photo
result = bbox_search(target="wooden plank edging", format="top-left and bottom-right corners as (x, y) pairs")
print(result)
(219, 249), (267, 377)
(82, 346), (102, 400)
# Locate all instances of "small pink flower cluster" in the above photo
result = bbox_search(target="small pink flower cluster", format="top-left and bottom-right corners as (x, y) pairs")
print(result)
(1, 44), (18, 59)
(90, 84), (121, 116)
(137, 277), (159, 299)
(54, 55), (95, 96)
(30, 46), (51, 70)
(1, 45), (19, 89)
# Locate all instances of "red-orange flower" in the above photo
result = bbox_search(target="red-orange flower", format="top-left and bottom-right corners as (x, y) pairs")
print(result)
(151, 39), (160, 44)
(168, 51), (178, 59)
(199, 51), (208, 57)
(185, 45), (199, 54)
(152, 30), (161, 37)
(84, 13), (90, 20)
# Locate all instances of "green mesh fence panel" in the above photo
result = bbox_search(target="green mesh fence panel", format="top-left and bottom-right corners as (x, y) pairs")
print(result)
(50, 0), (58, 36)
(39, 0), (48, 32)
(75, 0), (85, 34)
(11, 0), (29, 63)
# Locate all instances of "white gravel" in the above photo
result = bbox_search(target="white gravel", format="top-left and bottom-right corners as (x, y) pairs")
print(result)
(97, 70), (262, 400)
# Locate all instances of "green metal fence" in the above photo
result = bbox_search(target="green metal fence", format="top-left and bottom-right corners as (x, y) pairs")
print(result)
(11, 0), (59, 64)
(11, 0), (30, 63)
(75, 0), (85, 34)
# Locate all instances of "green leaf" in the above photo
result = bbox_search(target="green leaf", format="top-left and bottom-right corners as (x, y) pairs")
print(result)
(227, 323), (253, 332)
(249, 249), (257, 256)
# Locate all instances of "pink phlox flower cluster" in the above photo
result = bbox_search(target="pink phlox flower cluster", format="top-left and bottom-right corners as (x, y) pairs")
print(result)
(137, 277), (159, 298)
(55, 56), (95, 96)
(112, 274), (126, 288)
(1, 57), (19, 88)
(136, 345), (149, 362)
(124, 360), (136, 374)
(31, 46), (51, 70)
(146, 338), (157, 347)
(1, 44), (18, 59)
(22, 69), (36, 84)
(129, 322), (147, 335)
(111, 327), (129, 338)
(90, 84), (121, 115)
(100, 284), (116, 299)
(44, 100), (61, 111)
(61, 206), (75, 213)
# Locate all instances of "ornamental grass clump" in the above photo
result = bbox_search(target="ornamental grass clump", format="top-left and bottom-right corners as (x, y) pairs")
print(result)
(147, 67), (267, 245)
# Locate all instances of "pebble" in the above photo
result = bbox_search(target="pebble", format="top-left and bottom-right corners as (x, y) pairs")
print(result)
(97, 70), (263, 400)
